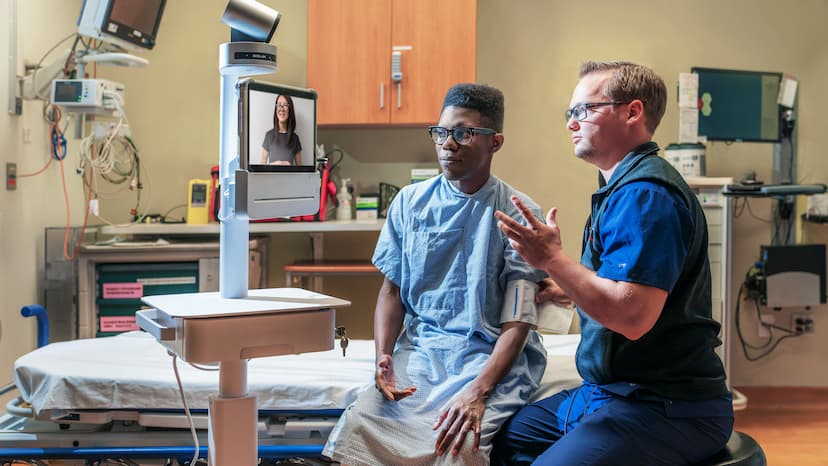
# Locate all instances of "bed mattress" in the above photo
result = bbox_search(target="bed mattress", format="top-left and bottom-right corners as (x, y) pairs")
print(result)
(13, 331), (582, 418)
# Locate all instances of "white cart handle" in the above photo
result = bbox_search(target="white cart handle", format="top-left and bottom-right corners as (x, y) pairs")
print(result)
(135, 309), (176, 341)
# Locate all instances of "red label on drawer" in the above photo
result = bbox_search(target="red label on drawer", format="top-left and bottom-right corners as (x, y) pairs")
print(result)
(100, 316), (139, 332)
(102, 283), (144, 299)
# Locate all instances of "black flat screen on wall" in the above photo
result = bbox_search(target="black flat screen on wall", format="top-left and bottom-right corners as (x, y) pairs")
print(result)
(692, 67), (782, 143)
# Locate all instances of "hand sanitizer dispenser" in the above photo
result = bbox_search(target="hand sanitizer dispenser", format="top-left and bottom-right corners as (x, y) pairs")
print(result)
(337, 178), (352, 221)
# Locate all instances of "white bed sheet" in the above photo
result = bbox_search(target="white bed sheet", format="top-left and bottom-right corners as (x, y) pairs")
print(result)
(14, 331), (581, 416)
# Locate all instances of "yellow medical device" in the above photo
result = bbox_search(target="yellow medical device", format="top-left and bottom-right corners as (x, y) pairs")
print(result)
(187, 179), (211, 224)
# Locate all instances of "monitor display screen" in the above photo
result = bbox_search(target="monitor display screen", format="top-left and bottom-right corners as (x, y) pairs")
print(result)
(191, 183), (207, 206)
(108, 0), (164, 34)
(693, 67), (782, 143)
(240, 80), (317, 173)
(78, 0), (166, 50)
(53, 81), (83, 103)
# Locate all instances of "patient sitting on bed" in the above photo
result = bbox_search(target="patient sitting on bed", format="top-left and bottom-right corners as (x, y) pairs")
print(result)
(322, 83), (549, 466)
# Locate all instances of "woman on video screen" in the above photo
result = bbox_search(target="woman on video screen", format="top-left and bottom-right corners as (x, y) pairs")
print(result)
(260, 94), (302, 165)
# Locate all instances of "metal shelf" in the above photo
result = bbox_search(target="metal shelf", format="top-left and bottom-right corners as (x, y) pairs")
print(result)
(100, 219), (385, 236)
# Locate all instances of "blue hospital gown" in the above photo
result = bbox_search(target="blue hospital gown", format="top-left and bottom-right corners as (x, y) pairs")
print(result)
(323, 175), (547, 466)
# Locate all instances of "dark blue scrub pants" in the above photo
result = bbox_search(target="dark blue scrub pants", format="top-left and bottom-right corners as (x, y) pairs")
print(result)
(491, 383), (734, 466)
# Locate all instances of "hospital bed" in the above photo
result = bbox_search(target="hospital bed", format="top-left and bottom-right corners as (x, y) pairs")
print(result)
(0, 331), (582, 465)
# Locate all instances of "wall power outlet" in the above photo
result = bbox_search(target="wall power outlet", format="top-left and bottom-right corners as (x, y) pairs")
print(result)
(792, 313), (814, 334)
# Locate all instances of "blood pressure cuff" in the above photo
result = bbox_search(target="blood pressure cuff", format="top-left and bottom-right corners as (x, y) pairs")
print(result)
(500, 279), (539, 327)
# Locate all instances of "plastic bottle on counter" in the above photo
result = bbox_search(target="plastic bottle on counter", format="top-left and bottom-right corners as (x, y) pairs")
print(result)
(336, 178), (352, 220)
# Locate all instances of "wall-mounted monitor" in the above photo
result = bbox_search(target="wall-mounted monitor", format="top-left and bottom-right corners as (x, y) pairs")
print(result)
(78, 0), (166, 51)
(692, 67), (782, 143)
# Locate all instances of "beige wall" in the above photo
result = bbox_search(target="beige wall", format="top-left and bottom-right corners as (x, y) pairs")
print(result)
(0, 0), (85, 382)
(98, 0), (308, 221)
(2, 0), (827, 387)
(478, 0), (828, 387)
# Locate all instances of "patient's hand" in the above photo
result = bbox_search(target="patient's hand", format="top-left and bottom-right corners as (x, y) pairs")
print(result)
(375, 354), (416, 401)
(433, 386), (486, 456)
(537, 278), (573, 307)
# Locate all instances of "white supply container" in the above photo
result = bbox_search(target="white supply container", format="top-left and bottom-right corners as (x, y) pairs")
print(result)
(807, 194), (828, 217)
(665, 143), (706, 178)
(411, 168), (439, 184)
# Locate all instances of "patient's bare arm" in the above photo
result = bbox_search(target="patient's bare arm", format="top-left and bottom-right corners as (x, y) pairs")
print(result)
(433, 321), (530, 456)
(373, 277), (416, 401)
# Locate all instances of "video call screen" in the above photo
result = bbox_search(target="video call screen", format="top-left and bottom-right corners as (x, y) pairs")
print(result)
(242, 80), (317, 172)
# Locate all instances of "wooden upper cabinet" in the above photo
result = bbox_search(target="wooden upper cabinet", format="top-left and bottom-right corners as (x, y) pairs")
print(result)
(307, 0), (392, 125)
(307, 0), (477, 126)
(389, 0), (477, 125)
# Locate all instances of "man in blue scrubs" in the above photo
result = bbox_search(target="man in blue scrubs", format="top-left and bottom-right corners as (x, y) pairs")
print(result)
(492, 61), (734, 465)
(323, 84), (548, 465)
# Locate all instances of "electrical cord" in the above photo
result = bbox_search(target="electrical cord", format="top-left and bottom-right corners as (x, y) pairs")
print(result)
(62, 35), (81, 77)
(326, 145), (347, 187)
(29, 32), (78, 100)
(18, 57), (151, 235)
(78, 91), (132, 182)
(167, 354), (229, 466)
(160, 204), (188, 223)
(727, 194), (772, 223)
(32, 103), (92, 261)
(561, 384), (597, 435)
(19, 34), (159, 244)
(326, 145), (345, 172)
(16, 153), (53, 178)
(752, 298), (797, 335)
(785, 135), (795, 183)
(50, 109), (67, 161)
(100, 138), (138, 185)
(128, 148), (154, 225)
(171, 352), (200, 466)
(735, 264), (803, 361)
(58, 149), (94, 261)
(75, 93), (152, 224)
(770, 200), (795, 246)
(11, 96), (93, 260)
(188, 362), (220, 372)
(735, 285), (771, 351)
(78, 35), (105, 53)
(732, 198), (746, 218)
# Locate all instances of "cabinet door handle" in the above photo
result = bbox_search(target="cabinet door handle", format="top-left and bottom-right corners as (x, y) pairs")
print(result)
(380, 83), (385, 109)
(391, 51), (403, 109)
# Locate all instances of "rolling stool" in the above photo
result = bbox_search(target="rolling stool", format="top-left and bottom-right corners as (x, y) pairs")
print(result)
(694, 431), (766, 466)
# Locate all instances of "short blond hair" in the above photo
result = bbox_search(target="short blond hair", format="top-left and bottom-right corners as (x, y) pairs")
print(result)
(579, 61), (667, 133)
